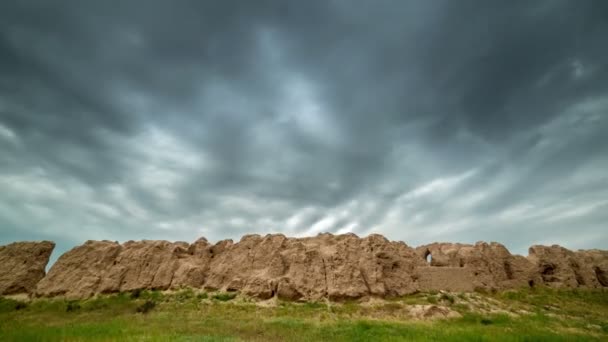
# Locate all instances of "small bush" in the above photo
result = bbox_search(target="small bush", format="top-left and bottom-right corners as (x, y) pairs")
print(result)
(426, 296), (438, 304)
(136, 300), (156, 314)
(0, 297), (21, 312)
(480, 318), (493, 325)
(14, 302), (28, 310)
(130, 289), (143, 299)
(141, 290), (163, 301)
(302, 301), (326, 310)
(0, 298), (28, 312)
(175, 288), (195, 302)
(197, 292), (208, 300)
(212, 292), (237, 302)
(501, 290), (526, 301)
(66, 301), (81, 312)
(439, 293), (455, 305)
(82, 298), (109, 311)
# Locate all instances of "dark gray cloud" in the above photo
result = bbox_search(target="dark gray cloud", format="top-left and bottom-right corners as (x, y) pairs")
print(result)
(1, 0), (607, 262)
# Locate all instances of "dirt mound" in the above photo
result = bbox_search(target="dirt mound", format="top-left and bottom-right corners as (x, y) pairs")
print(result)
(0, 241), (55, 295)
(8, 234), (605, 300)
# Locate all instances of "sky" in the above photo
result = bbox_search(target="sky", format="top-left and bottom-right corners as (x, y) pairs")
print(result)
(1, 0), (607, 263)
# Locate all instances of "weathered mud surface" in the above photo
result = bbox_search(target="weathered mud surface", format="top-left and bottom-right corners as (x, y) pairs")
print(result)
(1, 234), (606, 300)
(0, 241), (55, 295)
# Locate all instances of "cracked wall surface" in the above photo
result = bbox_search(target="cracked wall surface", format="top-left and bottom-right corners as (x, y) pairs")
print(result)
(0, 241), (55, 296)
(1, 234), (606, 300)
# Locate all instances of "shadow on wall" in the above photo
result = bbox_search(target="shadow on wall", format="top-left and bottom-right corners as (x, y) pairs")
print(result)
(596, 267), (608, 287)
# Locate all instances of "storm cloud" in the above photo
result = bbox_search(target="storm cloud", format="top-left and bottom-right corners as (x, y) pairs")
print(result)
(1, 0), (607, 262)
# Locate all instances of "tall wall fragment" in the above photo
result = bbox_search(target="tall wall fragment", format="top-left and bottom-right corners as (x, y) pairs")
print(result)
(0, 241), (55, 295)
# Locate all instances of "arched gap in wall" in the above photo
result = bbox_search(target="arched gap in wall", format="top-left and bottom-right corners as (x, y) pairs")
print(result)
(424, 250), (432, 265)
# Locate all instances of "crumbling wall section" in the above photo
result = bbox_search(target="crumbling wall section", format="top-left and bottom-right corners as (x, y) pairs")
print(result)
(0, 241), (55, 295)
(528, 245), (608, 289)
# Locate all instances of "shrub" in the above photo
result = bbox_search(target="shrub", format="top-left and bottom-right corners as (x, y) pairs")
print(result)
(0, 298), (28, 312)
(197, 292), (208, 300)
(66, 301), (81, 312)
(82, 297), (109, 311)
(175, 288), (195, 302)
(302, 301), (326, 309)
(14, 302), (28, 310)
(480, 318), (493, 325)
(212, 292), (237, 302)
(141, 290), (163, 301)
(130, 289), (143, 299)
(136, 300), (156, 314)
(439, 293), (455, 305)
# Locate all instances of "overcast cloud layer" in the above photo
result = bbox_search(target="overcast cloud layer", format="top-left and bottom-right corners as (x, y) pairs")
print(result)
(1, 0), (607, 262)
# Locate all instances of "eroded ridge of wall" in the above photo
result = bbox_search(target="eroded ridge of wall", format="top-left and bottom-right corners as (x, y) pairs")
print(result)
(2, 235), (606, 300)
(34, 234), (427, 300)
(0, 241), (55, 295)
(34, 238), (214, 298)
(528, 245), (608, 288)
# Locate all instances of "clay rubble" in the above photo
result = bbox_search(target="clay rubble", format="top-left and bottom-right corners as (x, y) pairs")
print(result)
(0, 234), (606, 300)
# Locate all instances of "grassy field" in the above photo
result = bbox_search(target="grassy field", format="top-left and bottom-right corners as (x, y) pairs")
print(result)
(1, 288), (607, 341)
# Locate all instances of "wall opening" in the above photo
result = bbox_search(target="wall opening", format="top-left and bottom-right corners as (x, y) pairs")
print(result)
(541, 264), (555, 275)
(424, 250), (432, 265)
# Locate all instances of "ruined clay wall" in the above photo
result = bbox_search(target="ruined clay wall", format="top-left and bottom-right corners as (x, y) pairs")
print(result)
(528, 245), (608, 288)
(0, 241), (55, 296)
(34, 233), (426, 300)
(0, 234), (606, 300)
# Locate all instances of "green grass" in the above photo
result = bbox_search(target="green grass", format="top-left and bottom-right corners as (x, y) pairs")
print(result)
(0, 288), (606, 341)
